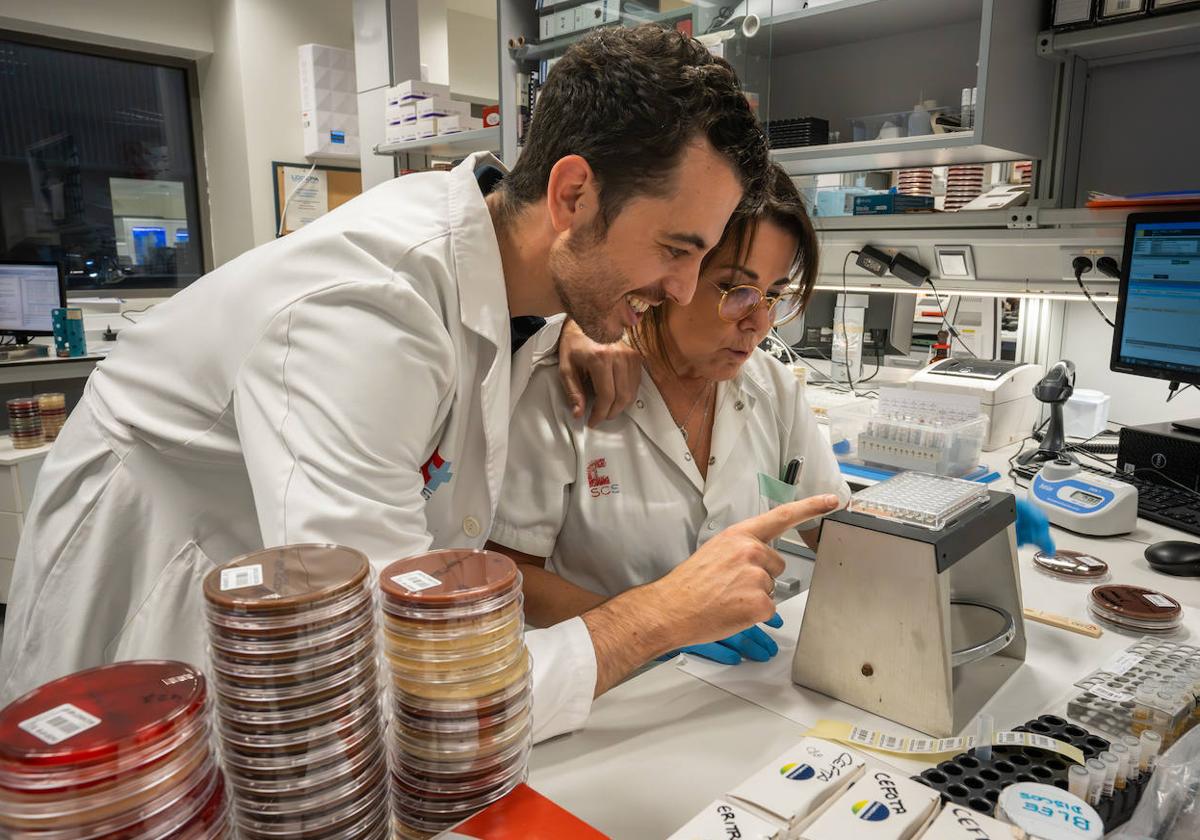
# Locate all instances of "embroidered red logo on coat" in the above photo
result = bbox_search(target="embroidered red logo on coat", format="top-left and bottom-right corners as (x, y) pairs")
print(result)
(587, 458), (620, 497)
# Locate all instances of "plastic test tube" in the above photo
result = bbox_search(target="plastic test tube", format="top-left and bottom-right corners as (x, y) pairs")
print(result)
(1099, 751), (1119, 799)
(1121, 734), (1142, 780)
(1068, 764), (1091, 799)
(1110, 742), (1129, 790)
(1085, 757), (1106, 806)
(1139, 730), (1162, 774)
(976, 714), (993, 762)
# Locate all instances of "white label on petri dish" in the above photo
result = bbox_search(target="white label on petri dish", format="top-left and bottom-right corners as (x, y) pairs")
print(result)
(1078, 555), (1104, 568)
(392, 570), (442, 593)
(220, 563), (264, 591)
(19, 703), (101, 745)
(1143, 594), (1175, 609)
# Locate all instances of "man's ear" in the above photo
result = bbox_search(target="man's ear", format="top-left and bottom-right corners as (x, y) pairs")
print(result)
(545, 154), (601, 235)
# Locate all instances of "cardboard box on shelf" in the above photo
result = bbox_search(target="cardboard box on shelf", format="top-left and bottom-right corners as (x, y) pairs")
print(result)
(389, 79), (451, 104)
(416, 97), (471, 119)
(435, 114), (484, 135)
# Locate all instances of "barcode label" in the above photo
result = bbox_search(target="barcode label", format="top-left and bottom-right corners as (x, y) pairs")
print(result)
(1090, 684), (1134, 704)
(848, 727), (877, 747)
(220, 564), (263, 591)
(1028, 734), (1058, 751)
(19, 703), (101, 745)
(391, 570), (441, 593)
(1101, 651), (1143, 676)
(935, 736), (969, 752)
(878, 734), (904, 752)
(908, 738), (934, 753)
(1144, 594), (1175, 608)
(994, 731), (1024, 746)
(1078, 555), (1103, 568)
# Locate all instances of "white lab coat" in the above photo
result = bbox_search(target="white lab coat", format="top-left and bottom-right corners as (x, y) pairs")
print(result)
(491, 347), (851, 595)
(0, 153), (596, 742)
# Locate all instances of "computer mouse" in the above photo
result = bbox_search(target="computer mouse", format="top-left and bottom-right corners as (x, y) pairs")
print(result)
(1145, 540), (1200, 577)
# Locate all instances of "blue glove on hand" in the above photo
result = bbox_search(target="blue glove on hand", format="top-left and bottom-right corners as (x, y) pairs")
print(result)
(660, 613), (784, 666)
(1015, 498), (1055, 555)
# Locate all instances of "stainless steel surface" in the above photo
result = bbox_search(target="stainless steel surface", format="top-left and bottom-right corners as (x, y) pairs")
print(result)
(949, 599), (1017, 667)
(792, 511), (1025, 737)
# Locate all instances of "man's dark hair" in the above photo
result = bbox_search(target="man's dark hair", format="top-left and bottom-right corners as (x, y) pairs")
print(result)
(498, 24), (769, 227)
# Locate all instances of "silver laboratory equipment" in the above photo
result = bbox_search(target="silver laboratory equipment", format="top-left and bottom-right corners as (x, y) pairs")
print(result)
(792, 472), (1026, 737)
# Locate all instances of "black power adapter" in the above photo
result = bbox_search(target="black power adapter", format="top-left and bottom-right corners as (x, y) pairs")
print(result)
(855, 245), (891, 277)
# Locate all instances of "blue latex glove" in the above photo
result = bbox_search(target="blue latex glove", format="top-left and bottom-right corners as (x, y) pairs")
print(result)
(659, 613), (784, 665)
(1015, 498), (1056, 555)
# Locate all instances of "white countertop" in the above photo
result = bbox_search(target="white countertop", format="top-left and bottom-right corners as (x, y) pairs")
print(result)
(526, 438), (1200, 837)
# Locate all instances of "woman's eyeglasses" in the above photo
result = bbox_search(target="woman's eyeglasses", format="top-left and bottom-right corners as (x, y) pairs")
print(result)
(710, 280), (804, 326)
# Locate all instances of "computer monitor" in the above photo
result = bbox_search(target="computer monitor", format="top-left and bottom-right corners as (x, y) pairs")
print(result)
(785, 290), (915, 357)
(0, 262), (67, 343)
(1110, 210), (1200, 433)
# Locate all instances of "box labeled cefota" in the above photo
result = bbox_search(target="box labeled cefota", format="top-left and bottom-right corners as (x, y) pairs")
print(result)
(921, 805), (1026, 839)
(728, 737), (866, 831)
(666, 798), (785, 840)
(801, 769), (940, 840)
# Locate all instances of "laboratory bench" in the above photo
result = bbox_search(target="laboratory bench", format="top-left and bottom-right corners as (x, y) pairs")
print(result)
(527, 440), (1200, 837)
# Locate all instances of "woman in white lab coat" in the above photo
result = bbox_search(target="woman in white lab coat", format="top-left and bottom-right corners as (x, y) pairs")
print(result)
(490, 166), (852, 664)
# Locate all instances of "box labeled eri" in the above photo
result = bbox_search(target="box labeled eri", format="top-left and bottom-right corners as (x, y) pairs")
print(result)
(922, 805), (1026, 839)
(801, 769), (939, 840)
(666, 799), (784, 840)
(727, 738), (866, 831)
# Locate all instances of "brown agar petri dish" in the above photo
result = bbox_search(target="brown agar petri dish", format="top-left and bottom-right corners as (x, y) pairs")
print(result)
(0, 660), (230, 839)
(1032, 548), (1109, 581)
(380, 549), (532, 838)
(204, 544), (387, 839)
(1089, 584), (1183, 634)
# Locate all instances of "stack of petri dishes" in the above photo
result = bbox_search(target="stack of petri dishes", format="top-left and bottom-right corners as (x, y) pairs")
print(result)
(1089, 584), (1183, 634)
(37, 393), (67, 443)
(204, 544), (388, 840)
(381, 550), (532, 839)
(0, 660), (230, 839)
(7, 397), (43, 450)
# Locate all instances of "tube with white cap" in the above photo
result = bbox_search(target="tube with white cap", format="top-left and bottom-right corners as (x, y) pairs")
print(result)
(1110, 742), (1129, 790)
(1068, 764), (1091, 800)
(1139, 730), (1162, 775)
(1100, 751), (1118, 799)
(1085, 757), (1106, 806)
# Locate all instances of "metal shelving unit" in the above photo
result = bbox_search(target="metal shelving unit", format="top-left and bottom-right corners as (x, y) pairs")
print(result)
(1037, 8), (1200, 65)
(512, 5), (693, 61)
(761, 0), (982, 53)
(373, 127), (500, 158)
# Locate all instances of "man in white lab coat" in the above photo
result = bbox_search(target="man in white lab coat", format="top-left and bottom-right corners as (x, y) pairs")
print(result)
(0, 25), (837, 740)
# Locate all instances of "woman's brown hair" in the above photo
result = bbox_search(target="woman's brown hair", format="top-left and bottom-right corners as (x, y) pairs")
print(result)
(630, 163), (819, 372)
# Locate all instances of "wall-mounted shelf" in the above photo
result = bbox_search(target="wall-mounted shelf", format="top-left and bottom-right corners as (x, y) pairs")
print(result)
(761, 0), (981, 55)
(772, 133), (1028, 177)
(374, 127), (500, 158)
(1037, 9), (1200, 64)
(511, 5), (694, 62)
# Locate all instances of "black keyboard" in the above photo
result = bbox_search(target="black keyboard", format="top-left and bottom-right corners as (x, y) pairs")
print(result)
(1012, 461), (1200, 538)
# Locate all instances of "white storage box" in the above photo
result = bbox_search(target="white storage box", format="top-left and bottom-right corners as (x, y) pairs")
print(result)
(416, 97), (471, 119)
(435, 114), (484, 135)
(389, 79), (450, 103)
(1063, 389), (1111, 439)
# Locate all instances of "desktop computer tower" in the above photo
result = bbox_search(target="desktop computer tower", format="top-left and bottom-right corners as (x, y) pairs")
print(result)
(1118, 422), (1200, 492)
